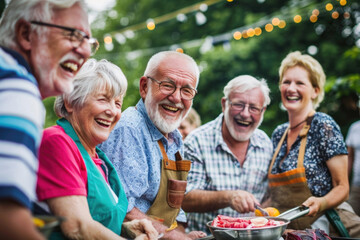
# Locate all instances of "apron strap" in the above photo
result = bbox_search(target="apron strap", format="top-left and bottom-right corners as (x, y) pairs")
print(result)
(157, 140), (191, 171)
(268, 111), (315, 174)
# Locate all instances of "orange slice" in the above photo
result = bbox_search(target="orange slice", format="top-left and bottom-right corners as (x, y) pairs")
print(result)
(254, 207), (280, 217)
(265, 207), (280, 217)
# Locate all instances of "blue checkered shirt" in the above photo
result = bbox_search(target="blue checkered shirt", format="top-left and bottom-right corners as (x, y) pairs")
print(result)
(184, 113), (273, 233)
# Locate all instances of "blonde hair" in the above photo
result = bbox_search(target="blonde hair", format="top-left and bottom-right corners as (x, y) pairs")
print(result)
(279, 51), (326, 109)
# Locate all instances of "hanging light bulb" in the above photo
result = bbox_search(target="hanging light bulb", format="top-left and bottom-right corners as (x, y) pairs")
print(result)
(233, 31), (242, 40)
(147, 19), (155, 30)
(195, 12), (207, 25)
(294, 15), (302, 23)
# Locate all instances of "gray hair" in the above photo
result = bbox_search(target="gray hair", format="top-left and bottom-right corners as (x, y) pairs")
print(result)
(144, 51), (200, 88)
(0, 0), (87, 48)
(54, 59), (127, 118)
(223, 75), (271, 107)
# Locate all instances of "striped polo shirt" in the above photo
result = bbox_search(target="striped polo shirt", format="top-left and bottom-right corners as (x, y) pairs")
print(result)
(0, 47), (45, 209)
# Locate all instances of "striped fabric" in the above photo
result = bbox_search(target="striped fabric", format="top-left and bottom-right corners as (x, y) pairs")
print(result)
(184, 113), (273, 233)
(0, 47), (45, 209)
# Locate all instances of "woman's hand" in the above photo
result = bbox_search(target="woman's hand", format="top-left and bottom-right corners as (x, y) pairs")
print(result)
(122, 219), (158, 240)
(302, 196), (327, 216)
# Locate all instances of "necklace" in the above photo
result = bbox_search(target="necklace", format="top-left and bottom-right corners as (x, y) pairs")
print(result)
(289, 119), (307, 130)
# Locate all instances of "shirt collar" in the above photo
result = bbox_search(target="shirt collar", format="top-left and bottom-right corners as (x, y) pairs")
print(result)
(1, 46), (32, 74)
(136, 99), (183, 147)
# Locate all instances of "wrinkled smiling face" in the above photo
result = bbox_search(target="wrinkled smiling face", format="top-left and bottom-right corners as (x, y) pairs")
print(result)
(145, 82), (189, 134)
(30, 3), (91, 98)
(223, 88), (265, 142)
(69, 88), (123, 148)
(142, 55), (197, 135)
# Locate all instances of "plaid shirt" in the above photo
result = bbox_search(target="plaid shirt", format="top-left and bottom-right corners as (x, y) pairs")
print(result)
(184, 113), (273, 233)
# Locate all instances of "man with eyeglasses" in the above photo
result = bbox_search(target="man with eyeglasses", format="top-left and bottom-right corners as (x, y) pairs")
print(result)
(0, 1), (95, 239)
(182, 75), (273, 234)
(99, 51), (207, 240)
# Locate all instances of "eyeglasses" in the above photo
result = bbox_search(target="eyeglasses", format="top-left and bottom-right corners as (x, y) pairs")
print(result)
(228, 100), (264, 115)
(30, 21), (99, 56)
(147, 76), (197, 100)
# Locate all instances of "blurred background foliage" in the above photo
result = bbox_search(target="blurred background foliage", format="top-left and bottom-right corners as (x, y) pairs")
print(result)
(38, 0), (359, 137)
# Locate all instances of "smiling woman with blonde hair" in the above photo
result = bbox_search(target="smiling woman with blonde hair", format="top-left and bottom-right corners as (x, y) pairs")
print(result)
(267, 51), (360, 237)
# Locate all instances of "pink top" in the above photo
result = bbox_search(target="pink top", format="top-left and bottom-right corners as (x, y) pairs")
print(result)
(36, 125), (108, 201)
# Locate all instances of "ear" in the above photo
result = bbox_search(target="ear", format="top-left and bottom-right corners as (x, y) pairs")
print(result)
(221, 97), (227, 112)
(139, 76), (149, 100)
(15, 19), (32, 51)
(64, 99), (74, 114)
(312, 86), (320, 100)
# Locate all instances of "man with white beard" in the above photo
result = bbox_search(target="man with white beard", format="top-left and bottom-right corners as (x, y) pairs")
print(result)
(182, 75), (273, 234)
(99, 51), (206, 240)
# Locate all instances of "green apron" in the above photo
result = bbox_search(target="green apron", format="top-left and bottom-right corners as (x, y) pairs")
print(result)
(50, 118), (128, 240)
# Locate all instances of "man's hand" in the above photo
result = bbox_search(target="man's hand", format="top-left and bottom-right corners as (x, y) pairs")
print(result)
(187, 230), (207, 239)
(229, 190), (259, 213)
(122, 219), (159, 240)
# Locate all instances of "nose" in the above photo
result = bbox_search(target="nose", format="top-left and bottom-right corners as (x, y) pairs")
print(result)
(287, 81), (297, 91)
(168, 87), (182, 103)
(105, 102), (117, 116)
(239, 105), (251, 118)
(74, 39), (91, 58)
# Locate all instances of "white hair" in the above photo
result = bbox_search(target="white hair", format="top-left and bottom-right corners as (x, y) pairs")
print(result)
(54, 59), (127, 118)
(223, 75), (271, 107)
(0, 0), (87, 48)
(144, 51), (200, 88)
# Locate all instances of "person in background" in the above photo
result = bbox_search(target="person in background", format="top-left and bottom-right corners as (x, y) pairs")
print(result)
(182, 75), (272, 234)
(346, 115), (360, 216)
(267, 51), (360, 237)
(99, 51), (207, 240)
(178, 107), (201, 140)
(0, 0), (95, 239)
(36, 59), (158, 240)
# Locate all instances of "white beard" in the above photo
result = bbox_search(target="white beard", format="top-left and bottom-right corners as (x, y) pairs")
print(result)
(144, 86), (188, 134)
(223, 106), (263, 142)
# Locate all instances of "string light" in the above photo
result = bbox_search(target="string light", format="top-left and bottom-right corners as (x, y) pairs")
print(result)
(325, 3), (333, 11)
(294, 15), (302, 23)
(272, 17), (280, 26)
(254, 27), (262, 36)
(332, 11), (340, 19)
(265, 23), (273, 32)
(310, 15), (318, 23)
(278, 20), (286, 28)
(146, 19), (155, 30)
(97, 0), (351, 56)
(312, 9), (320, 16)
(247, 28), (255, 37)
(233, 31), (242, 40)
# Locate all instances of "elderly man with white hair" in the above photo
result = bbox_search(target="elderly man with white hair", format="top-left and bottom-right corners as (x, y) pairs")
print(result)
(182, 75), (273, 234)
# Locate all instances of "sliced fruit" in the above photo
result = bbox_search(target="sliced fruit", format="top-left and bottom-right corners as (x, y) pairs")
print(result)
(33, 217), (45, 228)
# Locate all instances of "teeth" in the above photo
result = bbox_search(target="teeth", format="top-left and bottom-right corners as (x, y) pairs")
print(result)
(96, 119), (111, 126)
(61, 62), (78, 72)
(235, 119), (250, 125)
(287, 96), (299, 100)
(163, 105), (178, 112)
